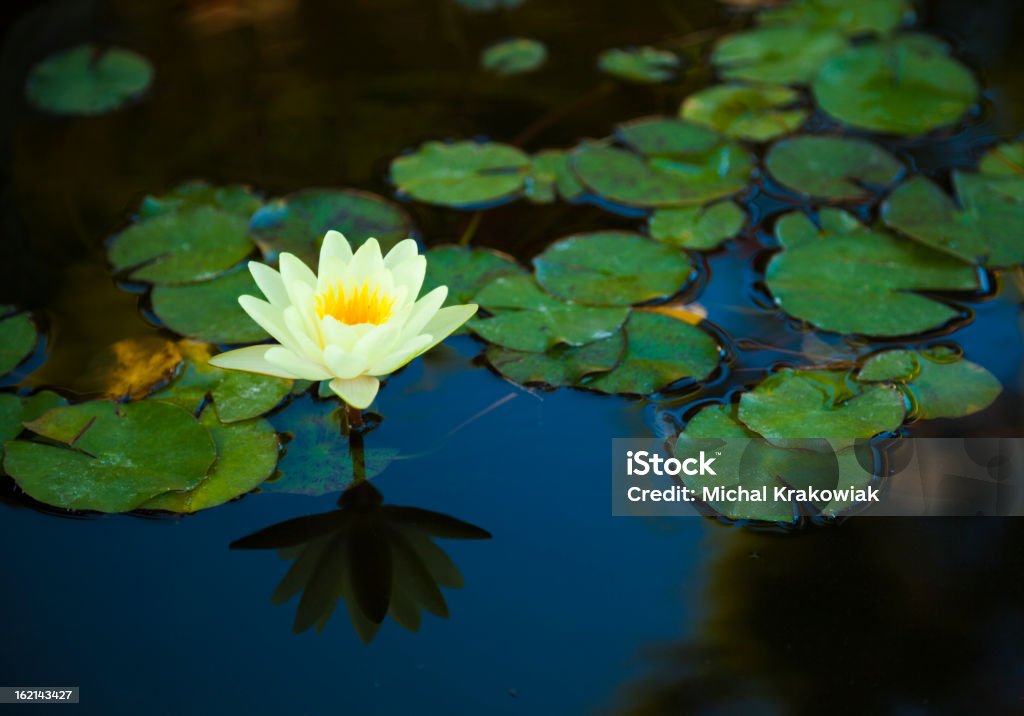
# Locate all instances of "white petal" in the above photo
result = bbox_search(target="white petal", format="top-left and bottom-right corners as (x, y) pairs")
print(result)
(418, 304), (478, 352)
(347, 237), (384, 281)
(353, 320), (404, 362)
(319, 230), (352, 275)
(390, 255), (426, 304)
(285, 282), (322, 344)
(321, 316), (365, 352)
(239, 295), (300, 351)
(399, 286), (447, 341)
(383, 238), (418, 268)
(317, 255), (347, 293)
(208, 345), (300, 378)
(369, 334), (433, 376)
(329, 375), (380, 410)
(248, 262), (289, 308)
(323, 346), (369, 379)
(265, 346), (333, 381)
(283, 306), (324, 361)
(278, 252), (317, 304)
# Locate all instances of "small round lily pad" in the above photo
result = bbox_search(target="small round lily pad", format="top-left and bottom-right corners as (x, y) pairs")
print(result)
(758, 0), (913, 36)
(138, 181), (263, 220)
(390, 141), (531, 209)
(765, 135), (904, 201)
(533, 231), (695, 306)
(250, 188), (413, 266)
(812, 35), (979, 134)
(0, 310), (38, 377)
(151, 268), (270, 344)
(680, 83), (808, 142)
(649, 202), (745, 250)
(712, 26), (847, 85)
(484, 332), (626, 387)
(597, 47), (680, 83)
(26, 44), (153, 115)
(481, 37), (547, 75)
(525, 150), (585, 203)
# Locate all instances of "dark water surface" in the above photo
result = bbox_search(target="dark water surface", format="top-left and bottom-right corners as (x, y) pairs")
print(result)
(1, 1), (1023, 714)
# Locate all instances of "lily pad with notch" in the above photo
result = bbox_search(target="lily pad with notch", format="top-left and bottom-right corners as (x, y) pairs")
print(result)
(765, 135), (903, 201)
(26, 44), (153, 115)
(0, 391), (66, 460)
(390, 141), (531, 209)
(138, 181), (263, 221)
(649, 201), (745, 250)
(712, 26), (847, 85)
(680, 83), (808, 142)
(484, 332), (625, 387)
(151, 268), (271, 345)
(758, 0), (913, 36)
(481, 37), (547, 76)
(597, 47), (680, 83)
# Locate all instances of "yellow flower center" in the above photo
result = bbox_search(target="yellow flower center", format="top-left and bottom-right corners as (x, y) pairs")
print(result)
(315, 280), (395, 325)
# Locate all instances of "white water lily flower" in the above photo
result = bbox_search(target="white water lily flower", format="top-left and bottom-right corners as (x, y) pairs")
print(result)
(209, 231), (477, 409)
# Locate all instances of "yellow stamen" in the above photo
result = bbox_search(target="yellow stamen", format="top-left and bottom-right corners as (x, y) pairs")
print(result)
(315, 280), (395, 325)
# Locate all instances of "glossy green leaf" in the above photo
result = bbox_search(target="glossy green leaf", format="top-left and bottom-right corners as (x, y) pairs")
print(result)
(262, 395), (396, 496)
(525, 150), (585, 203)
(471, 275), (629, 352)
(484, 332), (625, 387)
(738, 369), (906, 440)
(712, 26), (847, 85)
(812, 35), (979, 134)
(586, 311), (720, 394)
(759, 0), (913, 36)
(765, 135), (903, 201)
(26, 44), (153, 115)
(249, 188), (413, 265)
(141, 411), (279, 513)
(138, 181), (262, 220)
(151, 268), (270, 344)
(0, 391), (66, 461)
(533, 231), (695, 306)
(766, 211), (980, 335)
(4, 400), (216, 512)
(649, 202), (745, 249)
(680, 83), (808, 142)
(882, 173), (1024, 267)
(152, 341), (291, 422)
(481, 37), (547, 75)
(0, 311), (37, 376)
(856, 349), (917, 382)
(597, 47), (680, 83)
(109, 206), (256, 284)
(390, 141), (531, 208)
(420, 245), (526, 306)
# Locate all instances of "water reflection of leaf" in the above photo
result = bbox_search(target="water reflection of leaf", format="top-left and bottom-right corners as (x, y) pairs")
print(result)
(232, 481), (490, 641)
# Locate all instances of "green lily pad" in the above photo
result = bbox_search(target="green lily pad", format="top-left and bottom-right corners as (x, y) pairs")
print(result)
(109, 206), (256, 284)
(858, 347), (1001, 419)
(421, 245), (526, 305)
(141, 411), (279, 513)
(712, 26), (847, 85)
(533, 231), (695, 306)
(26, 44), (153, 115)
(680, 83), (808, 142)
(738, 369), (906, 440)
(572, 118), (754, 208)
(0, 311), (38, 376)
(249, 188), (413, 266)
(765, 211), (980, 335)
(484, 332), (625, 387)
(152, 341), (291, 422)
(261, 395), (396, 496)
(471, 275), (629, 352)
(151, 268), (271, 344)
(0, 391), (66, 460)
(649, 201), (745, 250)
(881, 173), (1024, 268)
(525, 150), (585, 203)
(586, 311), (720, 394)
(481, 37), (547, 75)
(597, 47), (680, 83)
(765, 135), (903, 201)
(390, 141), (531, 208)
(812, 35), (979, 134)
(4, 400), (216, 512)
(979, 141), (1024, 177)
(758, 0), (913, 36)
(138, 181), (263, 220)
(456, 0), (524, 10)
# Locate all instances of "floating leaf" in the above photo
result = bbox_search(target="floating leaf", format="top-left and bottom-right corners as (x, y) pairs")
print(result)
(525, 150), (585, 203)
(138, 181), (262, 220)
(533, 231), (695, 306)
(262, 395), (396, 496)
(26, 44), (153, 115)
(649, 202), (745, 249)
(250, 189), (413, 265)
(586, 311), (720, 394)
(0, 311), (38, 376)
(766, 211), (980, 335)
(455, 0), (524, 10)
(480, 37), (547, 75)
(73, 336), (183, 399)
(4, 400), (216, 512)
(738, 369), (906, 440)
(597, 47), (680, 83)
(758, 0), (913, 36)
(858, 347), (1001, 419)
(141, 411), (279, 512)
(420, 245), (526, 306)
(151, 268), (270, 344)
(812, 35), (978, 134)
(390, 141), (531, 208)
(882, 173), (1024, 267)
(680, 83), (808, 142)
(712, 26), (846, 85)
(109, 206), (256, 284)
(484, 332), (625, 387)
(572, 118), (754, 208)
(765, 135), (903, 201)
(153, 341), (291, 422)
(471, 275), (629, 352)
(0, 391), (66, 460)
(978, 141), (1024, 177)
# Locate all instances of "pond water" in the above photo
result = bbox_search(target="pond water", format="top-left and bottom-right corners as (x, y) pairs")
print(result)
(1, 1), (1023, 714)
